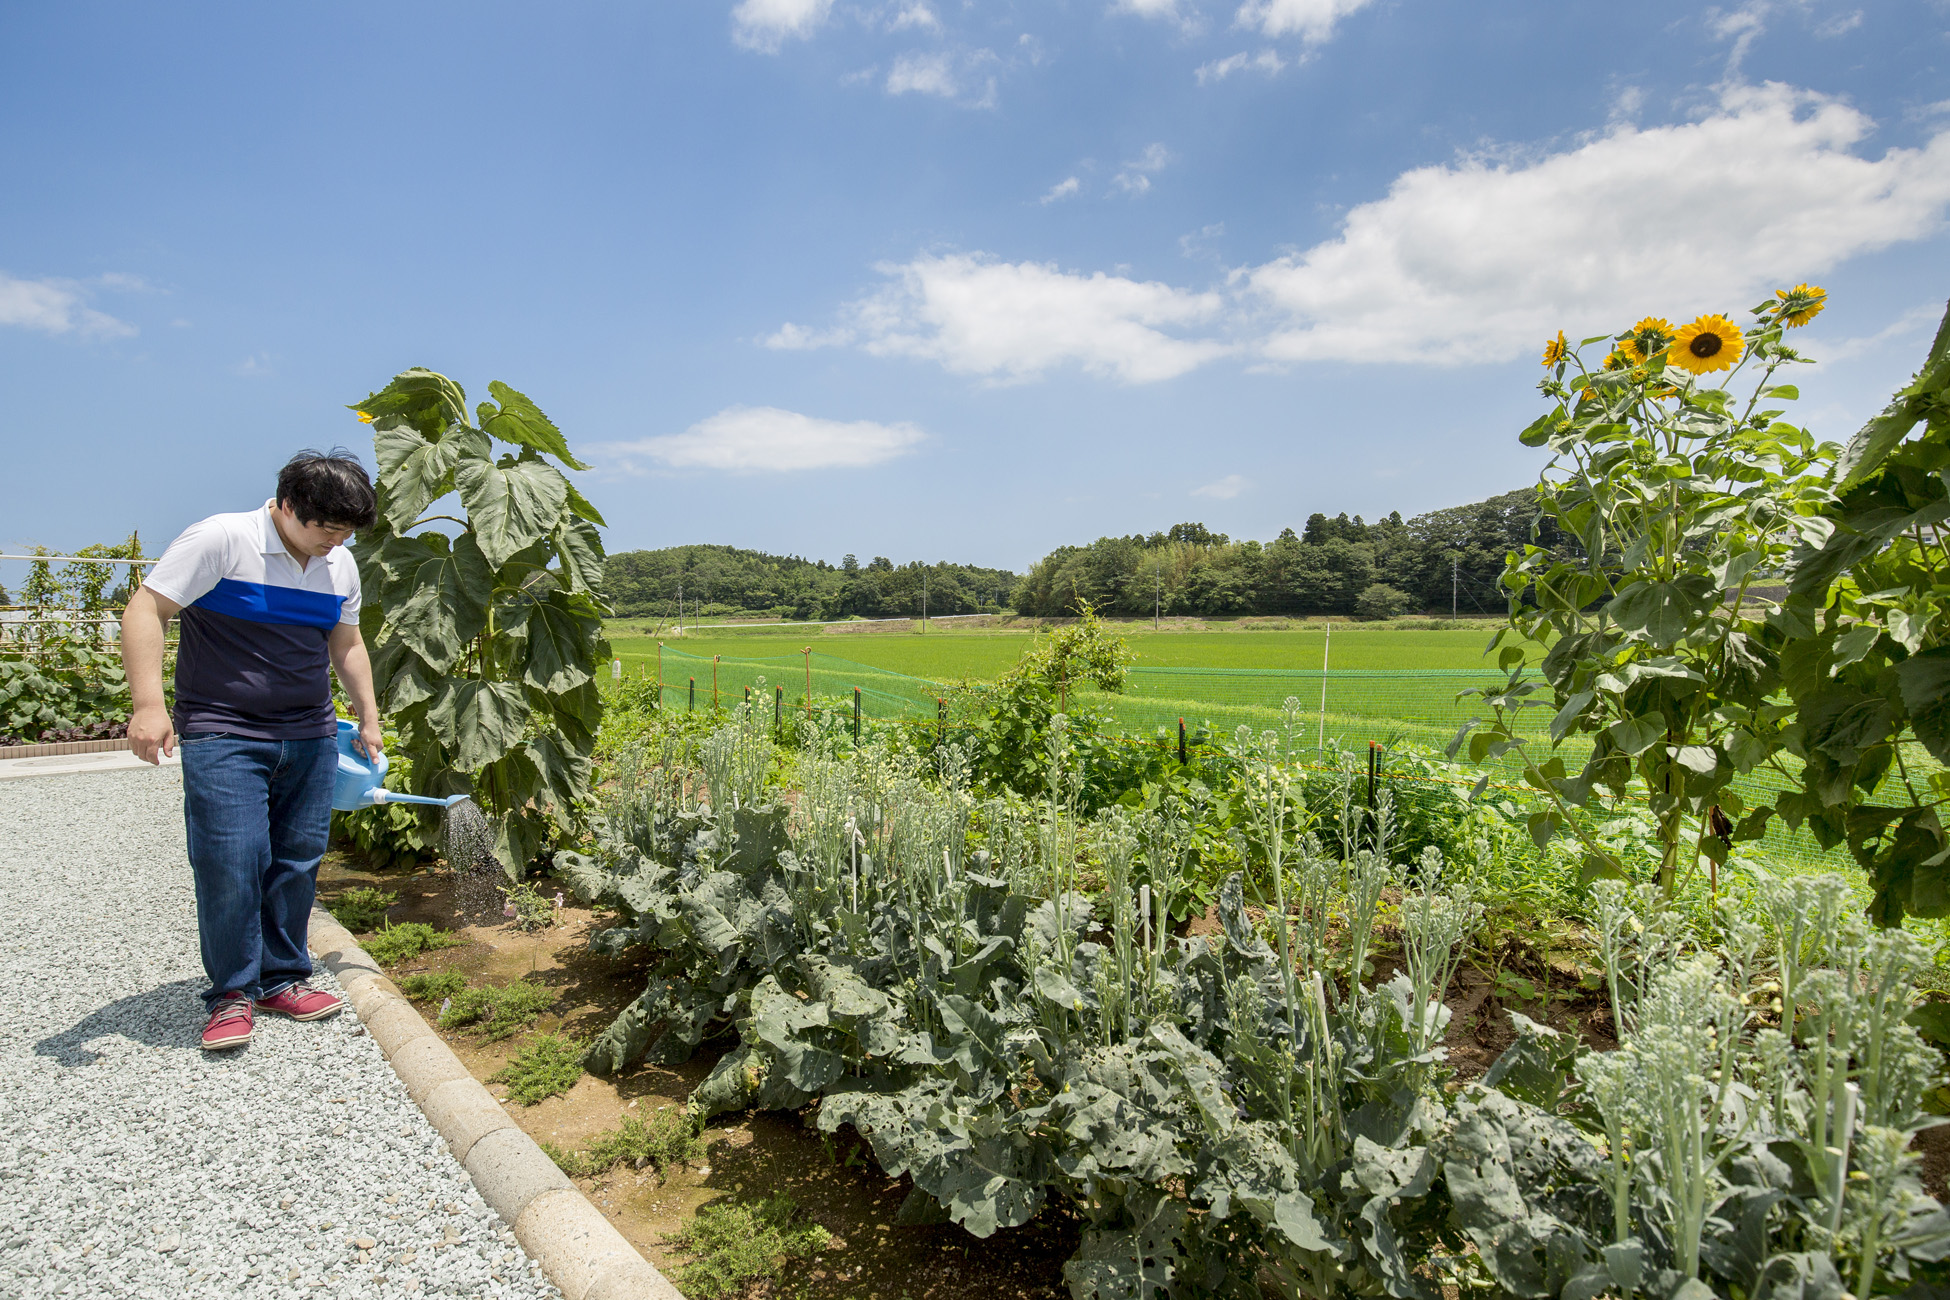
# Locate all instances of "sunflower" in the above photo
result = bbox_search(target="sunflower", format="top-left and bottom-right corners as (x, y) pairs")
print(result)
(356, 410), (376, 423)
(1773, 283), (1826, 328)
(1619, 316), (1674, 364)
(1541, 330), (1569, 368)
(1602, 348), (1632, 371)
(1668, 314), (1745, 375)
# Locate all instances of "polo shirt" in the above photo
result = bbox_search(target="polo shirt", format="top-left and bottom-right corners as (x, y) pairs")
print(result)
(143, 501), (362, 740)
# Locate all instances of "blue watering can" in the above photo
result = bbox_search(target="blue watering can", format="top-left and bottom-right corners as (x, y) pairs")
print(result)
(332, 719), (471, 813)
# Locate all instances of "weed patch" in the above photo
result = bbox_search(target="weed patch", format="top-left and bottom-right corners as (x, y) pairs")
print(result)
(543, 1109), (702, 1179)
(364, 921), (464, 967)
(667, 1194), (830, 1298)
(325, 887), (397, 932)
(490, 1033), (584, 1105)
(437, 980), (554, 1040)
(398, 970), (467, 1002)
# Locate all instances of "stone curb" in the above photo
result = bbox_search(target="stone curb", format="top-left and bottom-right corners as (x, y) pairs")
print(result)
(309, 909), (685, 1300)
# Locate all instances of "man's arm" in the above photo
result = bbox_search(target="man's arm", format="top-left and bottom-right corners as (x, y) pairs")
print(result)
(120, 587), (181, 764)
(328, 621), (384, 759)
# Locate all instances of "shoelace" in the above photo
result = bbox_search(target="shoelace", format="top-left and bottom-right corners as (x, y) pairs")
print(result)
(210, 997), (252, 1025)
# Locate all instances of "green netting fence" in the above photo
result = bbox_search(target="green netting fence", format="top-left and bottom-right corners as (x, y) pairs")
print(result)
(610, 647), (1855, 878)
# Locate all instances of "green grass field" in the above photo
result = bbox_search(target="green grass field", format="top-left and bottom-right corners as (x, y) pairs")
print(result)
(604, 622), (1503, 684)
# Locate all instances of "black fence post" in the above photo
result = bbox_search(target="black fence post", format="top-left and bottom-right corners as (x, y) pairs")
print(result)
(688, 677), (695, 713)
(937, 697), (946, 747)
(774, 686), (783, 739)
(1367, 741), (1379, 810)
(1178, 717), (1187, 765)
(743, 685), (750, 707)
(853, 688), (861, 742)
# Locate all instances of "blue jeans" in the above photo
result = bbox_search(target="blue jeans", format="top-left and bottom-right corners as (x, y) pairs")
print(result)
(180, 733), (336, 1008)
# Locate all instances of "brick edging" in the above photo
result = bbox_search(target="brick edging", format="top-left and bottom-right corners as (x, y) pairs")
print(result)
(0, 737), (132, 759)
(308, 910), (685, 1300)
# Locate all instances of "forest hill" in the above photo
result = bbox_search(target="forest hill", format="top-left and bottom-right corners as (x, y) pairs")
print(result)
(601, 488), (1560, 622)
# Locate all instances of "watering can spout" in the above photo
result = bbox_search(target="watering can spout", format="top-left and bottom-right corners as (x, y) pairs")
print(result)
(331, 720), (471, 813)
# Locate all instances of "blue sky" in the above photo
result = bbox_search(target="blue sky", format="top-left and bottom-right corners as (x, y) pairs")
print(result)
(3, 0), (1948, 573)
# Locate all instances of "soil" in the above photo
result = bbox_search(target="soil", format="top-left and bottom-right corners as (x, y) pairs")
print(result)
(319, 854), (1950, 1299)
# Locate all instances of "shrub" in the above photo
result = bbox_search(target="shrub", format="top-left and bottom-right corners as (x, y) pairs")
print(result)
(438, 980), (555, 1041)
(1353, 581), (1412, 621)
(668, 1194), (831, 1298)
(399, 970), (466, 1002)
(543, 1110), (702, 1179)
(363, 921), (463, 967)
(490, 1033), (584, 1105)
(325, 887), (397, 933)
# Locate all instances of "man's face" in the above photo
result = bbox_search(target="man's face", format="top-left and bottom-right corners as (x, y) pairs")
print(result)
(273, 501), (357, 558)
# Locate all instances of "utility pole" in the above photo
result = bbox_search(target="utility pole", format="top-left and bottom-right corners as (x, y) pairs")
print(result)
(1451, 556), (1459, 620)
(921, 571), (928, 633)
(1154, 561), (1161, 631)
(676, 580), (683, 633)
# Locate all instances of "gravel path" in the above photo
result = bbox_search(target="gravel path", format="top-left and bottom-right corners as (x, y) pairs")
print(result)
(0, 766), (563, 1300)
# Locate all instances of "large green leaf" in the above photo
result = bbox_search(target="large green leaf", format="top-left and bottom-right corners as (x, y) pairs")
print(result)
(425, 679), (529, 770)
(455, 456), (569, 568)
(526, 731), (592, 816)
(522, 595), (598, 694)
(1896, 646), (1950, 764)
(552, 516), (605, 597)
(1606, 577), (1712, 647)
(351, 367), (469, 436)
(386, 532), (493, 672)
(480, 381), (589, 470)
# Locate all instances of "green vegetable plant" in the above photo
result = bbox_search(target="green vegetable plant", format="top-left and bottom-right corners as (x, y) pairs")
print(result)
(1459, 288), (1837, 894)
(490, 1032), (585, 1105)
(437, 979), (555, 1040)
(351, 367), (609, 879)
(543, 1110), (702, 1180)
(324, 886), (397, 932)
(399, 970), (466, 1002)
(668, 1194), (832, 1299)
(363, 921), (464, 967)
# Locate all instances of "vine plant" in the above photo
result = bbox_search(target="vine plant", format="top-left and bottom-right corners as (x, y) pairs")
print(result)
(351, 367), (609, 876)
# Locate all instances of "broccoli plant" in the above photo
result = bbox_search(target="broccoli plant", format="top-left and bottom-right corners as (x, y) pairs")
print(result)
(351, 367), (608, 877)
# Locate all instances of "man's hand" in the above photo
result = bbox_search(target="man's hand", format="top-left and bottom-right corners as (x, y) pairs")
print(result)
(129, 704), (176, 765)
(356, 718), (384, 760)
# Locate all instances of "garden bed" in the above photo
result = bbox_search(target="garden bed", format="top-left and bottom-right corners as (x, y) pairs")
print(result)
(318, 845), (1944, 1299)
(318, 851), (1085, 1298)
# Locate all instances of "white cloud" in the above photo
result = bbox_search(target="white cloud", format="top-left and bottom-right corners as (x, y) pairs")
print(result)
(1114, 0), (1184, 15)
(887, 3), (940, 32)
(1710, 2), (1770, 73)
(1041, 176), (1081, 204)
(1815, 9), (1863, 37)
(887, 51), (958, 97)
(885, 48), (997, 105)
(1248, 83), (1950, 365)
(1191, 474), (1248, 499)
(830, 253), (1230, 383)
(732, 0), (833, 52)
(1235, 0), (1376, 41)
(233, 352), (275, 376)
(0, 272), (136, 338)
(596, 407), (924, 473)
(1113, 142), (1171, 195)
(1195, 49), (1286, 83)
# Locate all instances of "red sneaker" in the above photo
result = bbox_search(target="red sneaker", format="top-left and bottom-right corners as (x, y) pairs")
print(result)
(201, 994), (254, 1050)
(254, 982), (344, 1022)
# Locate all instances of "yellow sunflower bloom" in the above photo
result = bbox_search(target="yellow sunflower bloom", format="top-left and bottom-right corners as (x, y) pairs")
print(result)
(356, 410), (375, 423)
(1602, 348), (1632, 371)
(1668, 314), (1745, 375)
(1541, 330), (1569, 368)
(1619, 316), (1674, 364)
(1774, 283), (1826, 328)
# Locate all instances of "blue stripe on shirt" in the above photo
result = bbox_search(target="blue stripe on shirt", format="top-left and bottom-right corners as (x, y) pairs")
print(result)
(191, 577), (346, 629)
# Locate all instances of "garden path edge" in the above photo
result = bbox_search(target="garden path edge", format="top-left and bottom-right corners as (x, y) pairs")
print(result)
(307, 909), (686, 1300)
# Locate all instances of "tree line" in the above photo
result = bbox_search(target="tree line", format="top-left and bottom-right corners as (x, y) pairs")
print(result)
(1010, 490), (1563, 619)
(603, 544), (1019, 621)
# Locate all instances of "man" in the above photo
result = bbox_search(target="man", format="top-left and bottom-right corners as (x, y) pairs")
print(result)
(121, 450), (385, 1051)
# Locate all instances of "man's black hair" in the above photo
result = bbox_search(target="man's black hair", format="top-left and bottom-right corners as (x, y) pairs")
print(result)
(277, 449), (378, 530)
